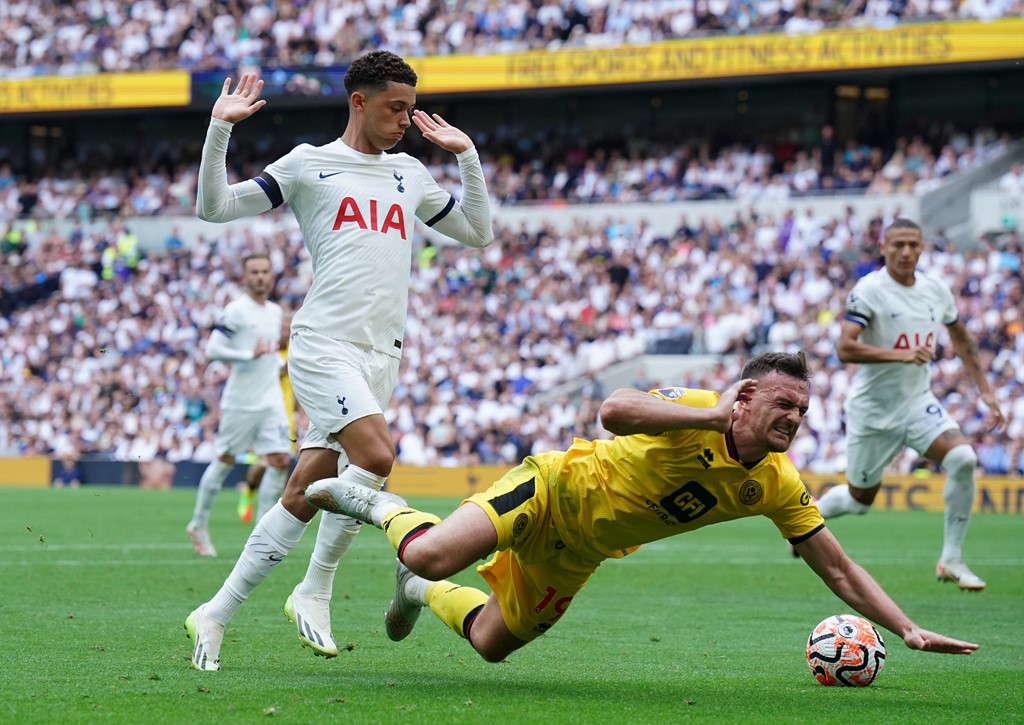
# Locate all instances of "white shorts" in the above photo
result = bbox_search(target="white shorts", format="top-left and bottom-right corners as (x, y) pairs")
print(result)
(214, 405), (292, 457)
(287, 328), (399, 453)
(845, 392), (960, 489)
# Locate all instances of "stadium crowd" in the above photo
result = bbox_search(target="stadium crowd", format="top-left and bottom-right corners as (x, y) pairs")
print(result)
(3, 0), (1022, 76)
(2, 204), (1022, 476)
(0, 124), (1017, 224)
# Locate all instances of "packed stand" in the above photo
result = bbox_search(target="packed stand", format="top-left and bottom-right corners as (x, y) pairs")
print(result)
(0, 125), (1018, 227)
(4, 0), (1023, 76)
(2, 205), (1022, 476)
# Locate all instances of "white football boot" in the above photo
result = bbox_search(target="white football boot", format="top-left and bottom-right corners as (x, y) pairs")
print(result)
(186, 524), (217, 557)
(384, 559), (424, 642)
(936, 558), (985, 591)
(284, 586), (339, 658)
(184, 605), (224, 671)
(304, 478), (406, 528)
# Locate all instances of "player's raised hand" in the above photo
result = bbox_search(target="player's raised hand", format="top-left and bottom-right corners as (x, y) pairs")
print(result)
(412, 110), (473, 154)
(212, 74), (267, 124)
(901, 627), (979, 655)
(717, 378), (757, 429)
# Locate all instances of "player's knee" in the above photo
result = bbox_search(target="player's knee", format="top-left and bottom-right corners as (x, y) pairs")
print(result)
(350, 446), (394, 478)
(846, 486), (875, 512)
(474, 645), (509, 664)
(401, 544), (449, 582)
(941, 444), (977, 476)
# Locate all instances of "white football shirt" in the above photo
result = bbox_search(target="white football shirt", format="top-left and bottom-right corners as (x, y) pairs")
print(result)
(843, 267), (957, 432)
(258, 140), (487, 357)
(208, 294), (285, 412)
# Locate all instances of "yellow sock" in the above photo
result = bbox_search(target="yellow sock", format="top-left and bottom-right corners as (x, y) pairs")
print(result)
(425, 580), (489, 639)
(381, 508), (441, 556)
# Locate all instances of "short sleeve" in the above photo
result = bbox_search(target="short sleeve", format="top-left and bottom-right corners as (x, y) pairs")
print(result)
(843, 283), (873, 327)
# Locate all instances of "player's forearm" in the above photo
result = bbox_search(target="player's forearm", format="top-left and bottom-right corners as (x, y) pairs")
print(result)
(444, 147), (493, 248)
(205, 336), (255, 363)
(599, 389), (729, 436)
(836, 338), (908, 364)
(819, 559), (916, 642)
(948, 324), (993, 396)
(196, 119), (273, 222)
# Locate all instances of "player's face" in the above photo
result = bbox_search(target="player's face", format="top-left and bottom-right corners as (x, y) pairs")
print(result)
(880, 227), (923, 285)
(361, 81), (415, 151)
(242, 258), (273, 298)
(741, 372), (809, 453)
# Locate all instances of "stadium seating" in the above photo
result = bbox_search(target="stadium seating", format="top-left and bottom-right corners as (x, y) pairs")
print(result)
(2, 204), (1020, 475)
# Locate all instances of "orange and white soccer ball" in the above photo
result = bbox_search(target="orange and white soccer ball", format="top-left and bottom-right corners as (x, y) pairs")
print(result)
(806, 614), (886, 686)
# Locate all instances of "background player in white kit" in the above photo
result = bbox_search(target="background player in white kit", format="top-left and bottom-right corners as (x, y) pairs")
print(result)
(186, 252), (291, 557)
(815, 219), (1004, 591)
(184, 51), (493, 670)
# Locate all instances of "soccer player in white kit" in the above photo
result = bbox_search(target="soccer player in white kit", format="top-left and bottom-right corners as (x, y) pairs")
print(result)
(815, 219), (1004, 591)
(186, 253), (292, 557)
(184, 51), (493, 671)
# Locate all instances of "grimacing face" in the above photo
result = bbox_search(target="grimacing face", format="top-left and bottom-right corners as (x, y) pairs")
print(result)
(741, 372), (810, 453)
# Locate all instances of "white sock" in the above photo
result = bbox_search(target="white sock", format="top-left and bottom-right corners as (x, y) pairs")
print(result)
(189, 459), (234, 528)
(940, 445), (977, 562)
(406, 572), (430, 606)
(815, 484), (871, 518)
(255, 466), (288, 524)
(293, 465), (386, 600)
(205, 501), (309, 624)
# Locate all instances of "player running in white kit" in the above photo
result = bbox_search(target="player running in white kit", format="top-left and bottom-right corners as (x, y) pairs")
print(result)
(815, 218), (1004, 591)
(186, 253), (291, 557)
(184, 50), (493, 671)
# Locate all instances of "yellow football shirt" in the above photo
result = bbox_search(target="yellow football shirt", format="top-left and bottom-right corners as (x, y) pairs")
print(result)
(542, 387), (823, 560)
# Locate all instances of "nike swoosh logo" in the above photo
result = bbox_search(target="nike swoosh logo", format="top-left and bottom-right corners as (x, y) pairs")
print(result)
(319, 171), (345, 179)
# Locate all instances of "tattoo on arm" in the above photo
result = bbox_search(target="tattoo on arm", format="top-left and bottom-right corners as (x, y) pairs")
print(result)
(948, 321), (988, 392)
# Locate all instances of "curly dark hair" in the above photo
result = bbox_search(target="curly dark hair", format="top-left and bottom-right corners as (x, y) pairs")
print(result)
(741, 351), (811, 383)
(344, 51), (418, 96)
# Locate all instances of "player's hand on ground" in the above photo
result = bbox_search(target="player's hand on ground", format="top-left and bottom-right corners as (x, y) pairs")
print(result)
(902, 628), (979, 655)
(412, 110), (473, 154)
(905, 345), (933, 365)
(212, 74), (267, 124)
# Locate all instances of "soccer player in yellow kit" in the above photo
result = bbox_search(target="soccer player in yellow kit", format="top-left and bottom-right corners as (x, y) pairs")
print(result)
(306, 352), (979, 662)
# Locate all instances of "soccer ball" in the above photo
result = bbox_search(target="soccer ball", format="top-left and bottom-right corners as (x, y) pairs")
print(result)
(806, 614), (886, 686)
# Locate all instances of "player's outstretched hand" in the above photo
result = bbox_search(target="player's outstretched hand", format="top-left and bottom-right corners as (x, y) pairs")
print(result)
(413, 110), (472, 154)
(212, 74), (267, 124)
(902, 628), (979, 655)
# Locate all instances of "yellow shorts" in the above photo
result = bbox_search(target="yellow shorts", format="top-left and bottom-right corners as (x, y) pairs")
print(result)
(465, 456), (601, 642)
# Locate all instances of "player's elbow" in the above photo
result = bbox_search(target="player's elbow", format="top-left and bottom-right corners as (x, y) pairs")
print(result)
(465, 228), (493, 249)
(598, 395), (635, 436)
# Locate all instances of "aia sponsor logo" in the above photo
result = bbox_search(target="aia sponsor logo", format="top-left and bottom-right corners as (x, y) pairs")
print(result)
(332, 197), (406, 239)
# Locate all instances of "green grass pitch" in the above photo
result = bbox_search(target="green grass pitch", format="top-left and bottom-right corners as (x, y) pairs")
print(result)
(3, 486), (1022, 724)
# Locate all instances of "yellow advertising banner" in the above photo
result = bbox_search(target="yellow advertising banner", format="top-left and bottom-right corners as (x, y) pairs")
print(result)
(387, 465), (1024, 514)
(0, 70), (191, 114)
(0, 457), (50, 487)
(413, 18), (1024, 94)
